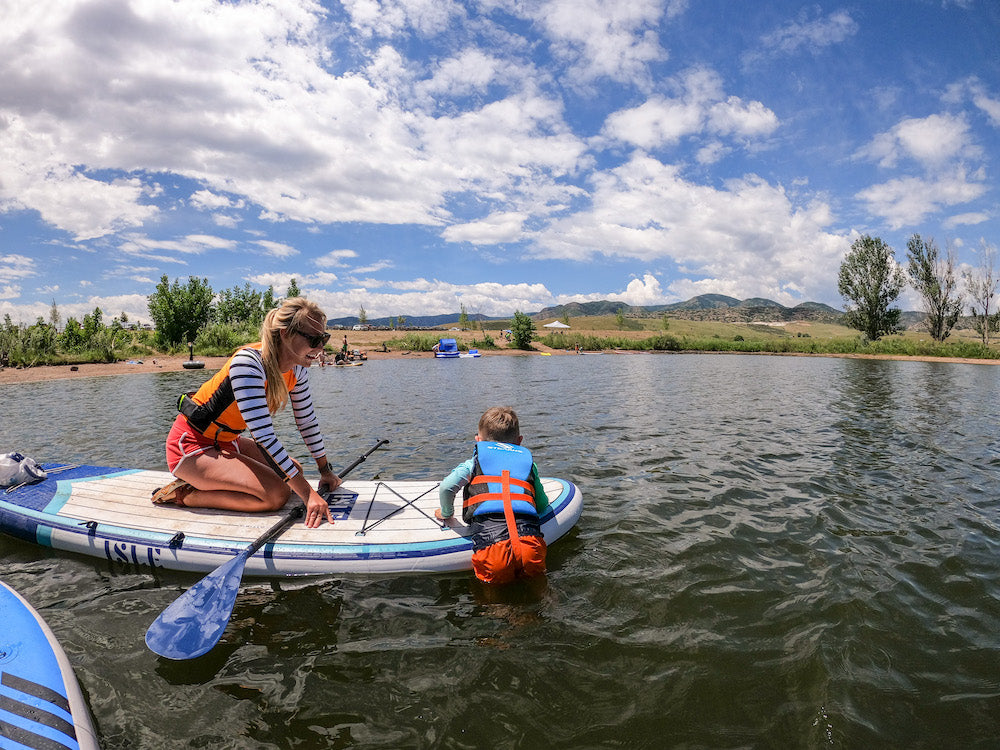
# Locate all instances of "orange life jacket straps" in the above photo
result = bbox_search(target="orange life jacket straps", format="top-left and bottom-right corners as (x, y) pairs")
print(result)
(498, 470), (524, 564)
(463, 474), (536, 510)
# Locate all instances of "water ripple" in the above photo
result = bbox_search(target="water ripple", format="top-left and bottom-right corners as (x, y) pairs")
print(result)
(4, 354), (1000, 747)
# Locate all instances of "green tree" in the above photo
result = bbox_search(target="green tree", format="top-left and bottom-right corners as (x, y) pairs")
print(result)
(0, 315), (17, 365)
(286, 278), (301, 298)
(26, 318), (57, 360)
(459, 304), (469, 328)
(216, 282), (265, 328)
(147, 275), (215, 346)
(615, 307), (626, 329)
(0, 316), (57, 366)
(358, 305), (367, 325)
(90, 326), (123, 363)
(81, 307), (103, 343)
(0, 316), (26, 366)
(60, 318), (85, 351)
(838, 235), (905, 340)
(261, 286), (277, 315)
(964, 240), (1000, 347)
(48, 300), (61, 330)
(906, 234), (962, 342)
(510, 310), (535, 349)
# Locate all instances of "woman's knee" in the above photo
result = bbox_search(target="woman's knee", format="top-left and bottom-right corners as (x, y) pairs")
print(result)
(260, 496), (289, 511)
(258, 480), (292, 510)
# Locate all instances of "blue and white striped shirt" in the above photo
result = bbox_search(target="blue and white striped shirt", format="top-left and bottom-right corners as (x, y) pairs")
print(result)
(229, 348), (326, 480)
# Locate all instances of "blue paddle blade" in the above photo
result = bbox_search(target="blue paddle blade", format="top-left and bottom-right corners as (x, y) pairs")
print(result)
(145, 552), (249, 660)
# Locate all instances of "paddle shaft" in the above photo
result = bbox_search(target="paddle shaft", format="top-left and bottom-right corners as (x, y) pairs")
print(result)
(243, 505), (304, 557)
(335, 439), (390, 483)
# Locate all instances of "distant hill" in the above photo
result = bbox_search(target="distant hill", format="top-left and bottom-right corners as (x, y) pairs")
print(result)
(530, 300), (633, 318)
(328, 312), (498, 329)
(793, 301), (842, 314)
(327, 295), (948, 333)
(533, 295), (846, 324)
(740, 297), (785, 309)
(329, 295), (852, 328)
(670, 294), (743, 311)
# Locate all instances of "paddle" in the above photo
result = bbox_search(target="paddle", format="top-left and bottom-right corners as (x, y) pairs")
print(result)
(144, 439), (389, 660)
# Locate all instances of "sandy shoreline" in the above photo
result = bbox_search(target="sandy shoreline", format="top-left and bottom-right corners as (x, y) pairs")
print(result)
(0, 340), (564, 385)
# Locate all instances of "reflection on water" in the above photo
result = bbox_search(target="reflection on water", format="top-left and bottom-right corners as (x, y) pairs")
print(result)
(3, 353), (1000, 748)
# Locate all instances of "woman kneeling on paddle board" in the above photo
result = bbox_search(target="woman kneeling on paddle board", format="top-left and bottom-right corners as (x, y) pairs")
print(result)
(153, 297), (341, 528)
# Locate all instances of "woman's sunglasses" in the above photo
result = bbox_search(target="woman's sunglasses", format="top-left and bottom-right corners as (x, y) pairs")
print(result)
(294, 328), (332, 348)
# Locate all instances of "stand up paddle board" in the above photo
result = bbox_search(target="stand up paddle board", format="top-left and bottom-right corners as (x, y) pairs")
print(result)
(0, 582), (99, 750)
(0, 465), (583, 577)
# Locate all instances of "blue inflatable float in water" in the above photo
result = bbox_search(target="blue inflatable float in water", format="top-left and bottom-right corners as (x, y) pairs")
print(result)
(434, 338), (459, 358)
(434, 338), (480, 358)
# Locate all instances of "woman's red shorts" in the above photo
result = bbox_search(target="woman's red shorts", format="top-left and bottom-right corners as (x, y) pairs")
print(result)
(165, 414), (240, 472)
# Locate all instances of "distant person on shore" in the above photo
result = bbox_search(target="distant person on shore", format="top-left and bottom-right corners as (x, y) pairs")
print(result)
(152, 297), (342, 528)
(435, 407), (550, 584)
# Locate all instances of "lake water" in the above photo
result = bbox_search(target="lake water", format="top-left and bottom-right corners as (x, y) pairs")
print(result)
(3, 352), (1000, 748)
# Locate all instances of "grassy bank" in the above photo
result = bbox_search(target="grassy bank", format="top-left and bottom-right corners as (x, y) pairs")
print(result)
(531, 316), (1000, 360)
(6, 314), (1000, 369)
(538, 331), (1000, 359)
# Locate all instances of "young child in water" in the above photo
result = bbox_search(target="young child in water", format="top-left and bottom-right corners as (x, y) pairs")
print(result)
(436, 406), (550, 584)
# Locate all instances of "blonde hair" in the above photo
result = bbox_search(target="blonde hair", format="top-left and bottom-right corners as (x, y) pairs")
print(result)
(478, 406), (520, 444)
(259, 296), (326, 413)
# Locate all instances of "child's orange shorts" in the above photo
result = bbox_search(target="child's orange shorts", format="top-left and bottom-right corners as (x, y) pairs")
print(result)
(472, 535), (547, 585)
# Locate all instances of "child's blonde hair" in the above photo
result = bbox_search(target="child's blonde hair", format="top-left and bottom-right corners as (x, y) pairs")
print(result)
(478, 406), (520, 444)
(259, 296), (326, 413)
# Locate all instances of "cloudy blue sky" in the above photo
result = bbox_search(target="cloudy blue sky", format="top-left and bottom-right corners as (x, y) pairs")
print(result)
(1, 0), (998, 325)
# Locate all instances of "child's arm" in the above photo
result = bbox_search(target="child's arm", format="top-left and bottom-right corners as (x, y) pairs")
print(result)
(437, 459), (474, 519)
(531, 464), (550, 515)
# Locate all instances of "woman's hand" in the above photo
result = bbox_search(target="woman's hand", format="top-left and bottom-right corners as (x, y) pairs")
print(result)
(317, 467), (342, 494)
(304, 488), (333, 528)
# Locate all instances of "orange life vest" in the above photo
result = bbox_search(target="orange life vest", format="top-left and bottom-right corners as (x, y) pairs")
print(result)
(177, 343), (297, 442)
(462, 441), (537, 524)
